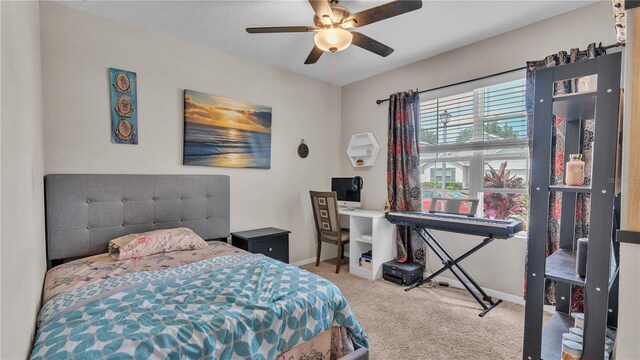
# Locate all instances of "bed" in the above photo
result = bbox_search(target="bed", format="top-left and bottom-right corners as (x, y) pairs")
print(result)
(32, 175), (368, 359)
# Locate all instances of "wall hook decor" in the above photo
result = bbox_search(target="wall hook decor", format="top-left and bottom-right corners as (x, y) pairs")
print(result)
(298, 139), (309, 158)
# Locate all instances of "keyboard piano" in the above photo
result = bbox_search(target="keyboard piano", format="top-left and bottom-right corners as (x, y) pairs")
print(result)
(386, 211), (522, 316)
(385, 211), (523, 239)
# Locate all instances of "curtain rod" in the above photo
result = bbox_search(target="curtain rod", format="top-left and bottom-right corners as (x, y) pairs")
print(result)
(375, 67), (524, 105)
(375, 42), (624, 105)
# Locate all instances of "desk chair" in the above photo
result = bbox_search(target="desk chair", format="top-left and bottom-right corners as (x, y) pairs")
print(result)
(309, 191), (349, 273)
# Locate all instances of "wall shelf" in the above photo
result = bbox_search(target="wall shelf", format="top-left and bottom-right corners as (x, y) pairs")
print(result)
(347, 132), (380, 168)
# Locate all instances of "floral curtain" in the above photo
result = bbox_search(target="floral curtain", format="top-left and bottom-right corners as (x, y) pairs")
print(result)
(525, 43), (605, 311)
(387, 90), (424, 264)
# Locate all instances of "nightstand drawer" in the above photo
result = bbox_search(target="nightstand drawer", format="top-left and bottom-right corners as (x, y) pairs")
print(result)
(252, 236), (287, 260)
(231, 228), (290, 264)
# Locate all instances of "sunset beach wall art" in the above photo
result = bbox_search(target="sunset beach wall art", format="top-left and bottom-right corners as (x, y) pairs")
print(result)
(183, 90), (272, 169)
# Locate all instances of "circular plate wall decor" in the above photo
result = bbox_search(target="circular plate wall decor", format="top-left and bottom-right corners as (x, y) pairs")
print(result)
(298, 139), (309, 158)
(115, 72), (131, 93)
(116, 96), (133, 117)
(115, 119), (134, 140)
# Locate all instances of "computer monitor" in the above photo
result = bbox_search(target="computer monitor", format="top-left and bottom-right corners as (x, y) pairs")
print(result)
(331, 177), (362, 209)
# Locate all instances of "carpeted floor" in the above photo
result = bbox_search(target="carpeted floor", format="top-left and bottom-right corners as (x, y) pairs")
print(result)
(302, 259), (532, 360)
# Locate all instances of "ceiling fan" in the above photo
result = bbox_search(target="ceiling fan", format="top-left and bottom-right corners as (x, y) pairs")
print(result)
(246, 0), (422, 64)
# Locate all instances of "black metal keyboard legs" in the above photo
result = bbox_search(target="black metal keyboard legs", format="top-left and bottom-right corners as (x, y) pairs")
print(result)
(404, 228), (502, 317)
(479, 299), (503, 317)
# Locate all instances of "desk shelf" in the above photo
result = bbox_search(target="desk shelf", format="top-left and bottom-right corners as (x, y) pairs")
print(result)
(350, 265), (373, 279)
(340, 210), (396, 281)
(355, 237), (373, 244)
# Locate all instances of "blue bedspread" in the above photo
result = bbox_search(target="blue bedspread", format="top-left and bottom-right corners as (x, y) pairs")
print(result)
(31, 254), (367, 359)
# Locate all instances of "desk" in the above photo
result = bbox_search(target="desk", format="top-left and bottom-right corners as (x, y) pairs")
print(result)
(339, 209), (397, 280)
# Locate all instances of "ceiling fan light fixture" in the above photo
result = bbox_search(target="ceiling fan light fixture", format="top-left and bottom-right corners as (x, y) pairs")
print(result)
(314, 27), (352, 52)
(246, 0), (422, 64)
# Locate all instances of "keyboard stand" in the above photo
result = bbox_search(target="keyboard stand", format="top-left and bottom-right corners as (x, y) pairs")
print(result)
(404, 227), (503, 317)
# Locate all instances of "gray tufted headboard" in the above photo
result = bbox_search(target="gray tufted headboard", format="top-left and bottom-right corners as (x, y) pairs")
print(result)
(45, 174), (230, 265)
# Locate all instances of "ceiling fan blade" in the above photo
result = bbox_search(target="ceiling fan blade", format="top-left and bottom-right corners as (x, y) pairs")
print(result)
(350, 32), (394, 57)
(308, 0), (334, 25)
(347, 0), (422, 28)
(246, 26), (318, 34)
(304, 45), (324, 65)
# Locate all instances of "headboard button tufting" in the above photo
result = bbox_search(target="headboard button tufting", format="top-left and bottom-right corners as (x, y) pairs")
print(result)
(86, 226), (90, 230)
(86, 200), (90, 203)
(180, 196), (184, 200)
(121, 198), (125, 202)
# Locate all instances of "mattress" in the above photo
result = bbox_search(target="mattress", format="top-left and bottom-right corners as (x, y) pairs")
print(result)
(32, 242), (368, 359)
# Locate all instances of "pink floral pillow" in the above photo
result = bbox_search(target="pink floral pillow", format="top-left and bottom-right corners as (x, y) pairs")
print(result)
(108, 227), (208, 260)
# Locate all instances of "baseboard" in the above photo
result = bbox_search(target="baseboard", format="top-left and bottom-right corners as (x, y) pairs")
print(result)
(291, 251), (349, 267)
(291, 257), (317, 267)
(423, 272), (525, 305)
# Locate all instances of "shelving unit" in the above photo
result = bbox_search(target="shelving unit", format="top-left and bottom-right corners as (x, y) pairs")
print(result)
(338, 209), (396, 280)
(523, 53), (622, 360)
(346, 132), (380, 167)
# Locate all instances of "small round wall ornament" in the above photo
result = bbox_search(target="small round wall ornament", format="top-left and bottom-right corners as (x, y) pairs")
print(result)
(115, 119), (135, 141)
(114, 72), (131, 93)
(298, 139), (309, 158)
(115, 96), (133, 117)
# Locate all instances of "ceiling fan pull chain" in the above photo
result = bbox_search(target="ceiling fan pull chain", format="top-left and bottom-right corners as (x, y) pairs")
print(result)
(332, 52), (337, 87)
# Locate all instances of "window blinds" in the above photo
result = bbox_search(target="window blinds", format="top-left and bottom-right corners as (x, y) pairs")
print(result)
(420, 79), (527, 150)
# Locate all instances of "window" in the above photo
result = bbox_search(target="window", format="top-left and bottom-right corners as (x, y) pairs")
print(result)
(429, 167), (456, 182)
(420, 78), (529, 227)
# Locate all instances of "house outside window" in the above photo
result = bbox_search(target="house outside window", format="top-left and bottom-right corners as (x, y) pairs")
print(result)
(429, 167), (456, 182)
(419, 77), (529, 227)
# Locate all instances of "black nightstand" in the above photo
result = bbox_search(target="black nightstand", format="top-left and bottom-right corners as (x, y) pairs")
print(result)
(231, 227), (290, 263)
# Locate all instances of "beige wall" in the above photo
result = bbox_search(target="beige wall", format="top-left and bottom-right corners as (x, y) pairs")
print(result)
(39, 2), (343, 266)
(0, 1), (47, 359)
(340, 2), (616, 298)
